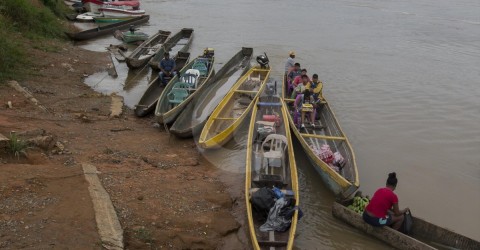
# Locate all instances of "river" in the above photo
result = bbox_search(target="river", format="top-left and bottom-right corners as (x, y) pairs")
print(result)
(81, 0), (480, 248)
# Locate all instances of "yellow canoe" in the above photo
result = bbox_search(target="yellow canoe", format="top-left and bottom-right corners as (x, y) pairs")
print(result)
(198, 66), (271, 148)
(245, 93), (299, 250)
(282, 76), (359, 198)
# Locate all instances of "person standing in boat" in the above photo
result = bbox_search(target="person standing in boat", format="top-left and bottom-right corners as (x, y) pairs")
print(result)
(363, 172), (409, 231)
(158, 52), (176, 86)
(285, 51), (295, 74)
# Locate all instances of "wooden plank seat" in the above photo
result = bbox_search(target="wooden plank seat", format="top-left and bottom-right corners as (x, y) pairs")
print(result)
(257, 240), (288, 247)
(257, 102), (282, 107)
(256, 231), (288, 248)
(249, 188), (294, 197)
(234, 90), (258, 94)
(300, 133), (346, 140)
(213, 117), (236, 120)
(253, 174), (285, 188)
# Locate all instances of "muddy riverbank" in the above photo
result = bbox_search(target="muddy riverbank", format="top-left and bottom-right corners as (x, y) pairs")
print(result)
(0, 41), (243, 249)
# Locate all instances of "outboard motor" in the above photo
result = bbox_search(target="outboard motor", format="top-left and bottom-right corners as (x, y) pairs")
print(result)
(256, 53), (269, 69)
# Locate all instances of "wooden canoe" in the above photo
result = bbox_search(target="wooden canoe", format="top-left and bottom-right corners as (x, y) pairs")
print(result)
(154, 54), (215, 125)
(332, 201), (480, 250)
(93, 16), (135, 23)
(133, 51), (190, 117)
(198, 66), (271, 149)
(148, 28), (194, 70)
(282, 76), (359, 199)
(246, 93), (299, 250)
(125, 30), (171, 69)
(169, 47), (253, 138)
(66, 15), (150, 41)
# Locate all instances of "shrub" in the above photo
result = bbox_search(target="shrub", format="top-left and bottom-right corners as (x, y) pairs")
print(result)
(8, 132), (28, 159)
(0, 0), (65, 38)
(0, 15), (25, 82)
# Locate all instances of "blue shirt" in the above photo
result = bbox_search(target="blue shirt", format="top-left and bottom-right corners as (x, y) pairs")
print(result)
(160, 58), (176, 72)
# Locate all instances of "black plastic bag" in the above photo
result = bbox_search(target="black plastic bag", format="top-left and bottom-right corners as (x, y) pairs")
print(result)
(251, 187), (276, 221)
(400, 210), (413, 235)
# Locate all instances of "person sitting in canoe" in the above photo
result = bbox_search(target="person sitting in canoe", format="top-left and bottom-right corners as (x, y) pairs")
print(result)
(158, 52), (176, 86)
(309, 74), (324, 103)
(291, 74), (311, 99)
(363, 172), (410, 231)
(292, 68), (310, 88)
(287, 63), (302, 94)
(295, 89), (316, 129)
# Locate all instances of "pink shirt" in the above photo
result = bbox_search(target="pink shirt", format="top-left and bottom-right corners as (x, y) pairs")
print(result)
(293, 75), (310, 87)
(365, 187), (398, 218)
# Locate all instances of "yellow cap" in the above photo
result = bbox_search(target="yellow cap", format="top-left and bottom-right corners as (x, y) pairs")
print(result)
(289, 51), (295, 56)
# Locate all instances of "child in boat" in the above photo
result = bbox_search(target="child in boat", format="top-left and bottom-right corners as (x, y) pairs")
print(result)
(295, 89), (316, 129)
(363, 172), (409, 231)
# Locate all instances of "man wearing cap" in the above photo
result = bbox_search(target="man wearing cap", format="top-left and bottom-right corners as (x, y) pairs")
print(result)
(285, 51), (295, 74)
(158, 52), (176, 86)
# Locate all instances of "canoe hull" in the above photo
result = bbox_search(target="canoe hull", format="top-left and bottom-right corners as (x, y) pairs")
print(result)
(332, 202), (480, 250)
(66, 15), (150, 41)
(134, 51), (190, 117)
(198, 67), (271, 149)
(288, 118), (356, 198)
(148, 28), (194, 70)
(246, 95), (299, 250)
(155, 55), (215, 125)
(169, 47), (253, 138)
(94, 16), (134, 23)
(282, 77), (359, 199)
(126, 30), (171, 69)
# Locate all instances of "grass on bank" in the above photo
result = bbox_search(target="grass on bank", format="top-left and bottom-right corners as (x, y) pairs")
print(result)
(7, 132), (28, 159)
(0, 0), (70, 82)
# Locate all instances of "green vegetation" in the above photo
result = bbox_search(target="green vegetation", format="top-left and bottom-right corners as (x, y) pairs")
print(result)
(0, 0), (69, 82)
(0, 15), (26, 81)
(7, 132), (28, 159)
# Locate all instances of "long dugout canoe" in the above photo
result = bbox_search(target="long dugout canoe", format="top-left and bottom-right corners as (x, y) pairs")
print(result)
(66, 15), (150, 41)
(169, 47), (253, 138)
(332, 202), (480, 250)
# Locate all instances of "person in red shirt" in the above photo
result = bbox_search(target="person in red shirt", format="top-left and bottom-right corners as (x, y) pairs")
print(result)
(363, 172), (409, 230)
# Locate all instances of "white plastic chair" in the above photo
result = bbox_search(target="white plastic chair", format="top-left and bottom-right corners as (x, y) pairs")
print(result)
(260, 134), (288, 176)
(184, 69), (200, 88)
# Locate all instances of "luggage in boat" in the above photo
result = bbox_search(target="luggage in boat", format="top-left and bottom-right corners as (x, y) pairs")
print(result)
(251, 187), (276, 221)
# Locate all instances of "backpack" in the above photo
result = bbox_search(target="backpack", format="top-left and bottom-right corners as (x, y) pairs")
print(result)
(251, 187), (276, 221)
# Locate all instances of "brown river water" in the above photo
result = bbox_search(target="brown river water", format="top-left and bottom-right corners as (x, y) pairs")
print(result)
(81, 0), (480, 248)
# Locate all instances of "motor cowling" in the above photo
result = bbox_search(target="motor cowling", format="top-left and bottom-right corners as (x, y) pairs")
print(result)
(256, 54), (269, 68)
